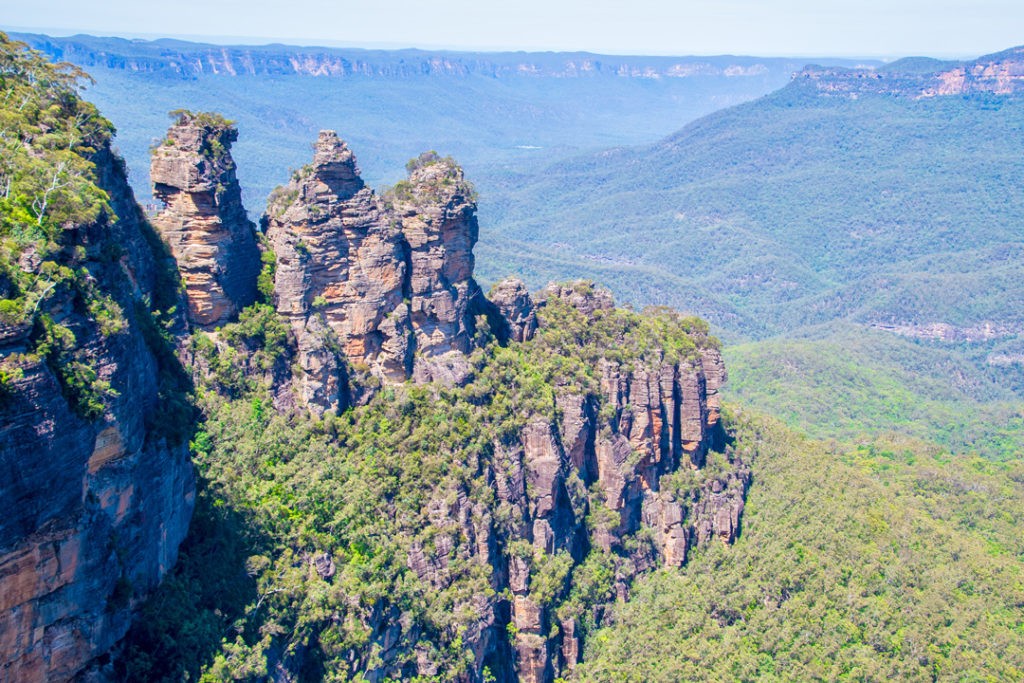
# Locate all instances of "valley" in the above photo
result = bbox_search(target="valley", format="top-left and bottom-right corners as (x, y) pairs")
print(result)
(0, 27), (1022, 683)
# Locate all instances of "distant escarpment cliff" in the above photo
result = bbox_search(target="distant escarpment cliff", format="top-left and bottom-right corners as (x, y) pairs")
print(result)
(137, 116), (749, 682)
(794, 45), (1024, 98)
(13, 32), (821, 80)
(0, 35), (194, 681)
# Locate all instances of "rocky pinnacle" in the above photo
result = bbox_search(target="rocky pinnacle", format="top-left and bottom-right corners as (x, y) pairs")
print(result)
(151, 111), (260, 329)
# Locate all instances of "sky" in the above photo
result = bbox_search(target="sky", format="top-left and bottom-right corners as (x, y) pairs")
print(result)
(2, 0), (1021, 58)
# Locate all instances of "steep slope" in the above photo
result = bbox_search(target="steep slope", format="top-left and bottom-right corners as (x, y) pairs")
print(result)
(0, 34), (194, 680)
(121, 279), (743, 683)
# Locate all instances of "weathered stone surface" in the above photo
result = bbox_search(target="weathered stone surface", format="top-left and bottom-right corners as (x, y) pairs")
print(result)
(151, 111), (260, 329)
(265, 131), (411, 413)
(0, 144), (194, 681)
(263, 137), (507, 412)
(701, 348), (727, 428)
(515, 633), (550, 683)
(393, 153), (486, 385)
(490, 277), (537, 343)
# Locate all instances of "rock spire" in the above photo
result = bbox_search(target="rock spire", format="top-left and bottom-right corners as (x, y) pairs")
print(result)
(151, 111), (261, 328)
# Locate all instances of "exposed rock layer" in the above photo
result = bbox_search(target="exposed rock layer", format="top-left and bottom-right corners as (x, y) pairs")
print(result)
(395, 284), (747, 682)
(151, 112), (260, 329)
(796, 46), (1024, 98)
(0, 144), (194, 681)
(264, 138), (492, 412)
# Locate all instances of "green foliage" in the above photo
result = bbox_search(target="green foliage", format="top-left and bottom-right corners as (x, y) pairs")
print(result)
(724, 324), (1024, 460)
(477, 88), (1024, 341)
(121, 296), (719, 680)
(257, 246), (276, 302)
(577, 411), (1024, 681)
(168, 108), (235, 129)
(33, 313), (117, 419)
(0, 33), (113, 243)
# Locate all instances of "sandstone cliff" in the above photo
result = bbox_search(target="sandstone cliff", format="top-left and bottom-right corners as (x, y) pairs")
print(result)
(264, 131), (410, 412)
(151, 111), (260, 329)
(0, 142), (194, 681)
(261, 136), (493, 413)
(795, 46), (1024, 99)
(394, 152), (487, 385)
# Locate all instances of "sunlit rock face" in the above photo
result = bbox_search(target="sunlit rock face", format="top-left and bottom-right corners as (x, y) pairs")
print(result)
(151, 112), (260, 329)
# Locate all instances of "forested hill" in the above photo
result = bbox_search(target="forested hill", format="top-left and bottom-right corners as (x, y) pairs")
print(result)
(475, 45), (1024, 342)
(471, 46), (1024, 459)
(8, 32), (875, 209)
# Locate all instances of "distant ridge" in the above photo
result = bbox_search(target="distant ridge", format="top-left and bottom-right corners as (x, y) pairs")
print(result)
(10, 31), (875, 79)
(795, 44), (1024, 97)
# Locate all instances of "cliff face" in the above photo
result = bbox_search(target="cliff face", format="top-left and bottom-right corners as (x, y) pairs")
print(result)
(395, 153), (486, 385)
(264, 131), (410, 412)
(151, 112), (261, 329)
(487, 285), (745, 682)
(0, 144), (194, 681)
(13, 32), (828, 81)
(795, 46), (1024, 99)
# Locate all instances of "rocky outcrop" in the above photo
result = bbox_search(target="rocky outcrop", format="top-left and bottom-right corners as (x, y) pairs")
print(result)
(148, 124), (748, 682)
(394, 152), (487, 385)
(0, 143), (194, 681)
(263, 137), (500, 412)
(474, 284), (746, 681)
(294, 281), (745, 683)
(489, 278), (538, 343)
(264, 131), (410, 412)
(151, 111), (260, 329)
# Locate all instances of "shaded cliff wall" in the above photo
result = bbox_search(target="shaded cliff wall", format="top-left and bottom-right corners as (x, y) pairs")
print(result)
(0, 144), (194, 681)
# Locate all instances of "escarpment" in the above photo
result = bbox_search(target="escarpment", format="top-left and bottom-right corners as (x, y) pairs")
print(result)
(151, 111), (261, 329)
(0, 121), (194, 681)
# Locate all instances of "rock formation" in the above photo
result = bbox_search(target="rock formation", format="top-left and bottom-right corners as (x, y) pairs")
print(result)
(130, 119), (749, 681)
(264, 131), (410, 412)
(392, 152), (487, 384)
(0, 142), (194, 681)
(477, 283), (746, 681)
(263, 137), (494, 412)
(151, 111), (260, 329)
(489, 278), (538, 343)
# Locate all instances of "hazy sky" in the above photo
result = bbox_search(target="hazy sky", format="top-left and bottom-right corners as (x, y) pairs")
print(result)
(3, 0), (1021, 57)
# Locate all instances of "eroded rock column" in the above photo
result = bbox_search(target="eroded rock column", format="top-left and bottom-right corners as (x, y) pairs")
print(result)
(151, 111), (260, 329)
